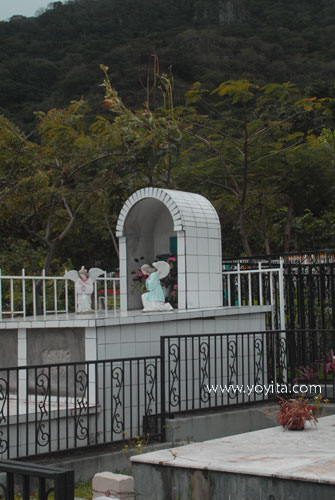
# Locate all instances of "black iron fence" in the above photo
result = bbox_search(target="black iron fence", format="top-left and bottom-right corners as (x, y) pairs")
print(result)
(0, 356), (160, 459)
(0, 460), (74, 500)
(285, 263), (335, 330)
(161, 329), (335, 417)
(223, 257), (335, 331)
(1, 329), (335, 460)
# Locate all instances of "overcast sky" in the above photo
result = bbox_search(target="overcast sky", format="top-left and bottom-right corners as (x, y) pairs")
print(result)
(0, 0), (53, 21)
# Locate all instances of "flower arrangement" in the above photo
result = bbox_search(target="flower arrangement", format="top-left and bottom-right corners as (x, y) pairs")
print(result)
(275, 395), (319, 430)
(324, 350), (335, 376)
(156, 253), (178, 307)
(131, 256), (147, 293)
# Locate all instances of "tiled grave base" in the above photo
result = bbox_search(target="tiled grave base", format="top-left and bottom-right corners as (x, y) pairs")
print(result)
(0, 305), (271, 362)
(131, 415), (335, 500)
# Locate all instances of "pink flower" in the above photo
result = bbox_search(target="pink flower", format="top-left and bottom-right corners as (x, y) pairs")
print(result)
(137, 270), (143, 277)
(173, 284), (178, 289)
(171, 290), (176, 296)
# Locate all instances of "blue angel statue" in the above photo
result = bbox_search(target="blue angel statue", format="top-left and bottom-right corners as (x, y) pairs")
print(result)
(141, 262), (173, 312)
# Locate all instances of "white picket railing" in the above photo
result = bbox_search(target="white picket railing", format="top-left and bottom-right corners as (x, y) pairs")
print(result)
(222, 258), (286, 330)
(0, 269), (120, 319)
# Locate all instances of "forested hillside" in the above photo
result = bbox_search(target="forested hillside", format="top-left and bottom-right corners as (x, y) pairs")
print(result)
(1, 0), (335, 127)
(1, 0), (335, 272)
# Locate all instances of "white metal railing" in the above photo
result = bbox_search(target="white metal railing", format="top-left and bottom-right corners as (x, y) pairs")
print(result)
(0, 269), (120, 319)
(222, 258), (285, 330)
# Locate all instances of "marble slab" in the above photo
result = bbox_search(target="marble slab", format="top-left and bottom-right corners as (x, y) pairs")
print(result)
(131, 415), (335, 485)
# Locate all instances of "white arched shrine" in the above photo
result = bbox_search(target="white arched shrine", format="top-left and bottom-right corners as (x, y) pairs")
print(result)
(116, 188), (222, 310)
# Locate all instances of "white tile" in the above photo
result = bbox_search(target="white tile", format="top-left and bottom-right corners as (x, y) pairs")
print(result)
(208, 239), (221, 256)
(85, 338), (96, 360)
(185, 227), (197, 237)
(198, 256), (209, 273)
(197, 238), (209, 255)
(209, 256), (221, 273)
(85, 327), (96, 339)
(196, 227), (208, 237)
(135, 342), (150, 357)
(178, 291), (186, 310)
(150, 322), (164, 339)
(177, 233), (185, 255)
(185, 237), (197, 255)
(186, 255), (198, 273)
(97, 329), (106, 345)
(209, 291), (222, 308)
(17, 328), (26, 339)
(121, 343), (136, 358)
(189, 319), (204, 334)
(188, 273), (198, 291)
(198, 273), (210, 290)
(136, 325), (150, 342)
(105, 327), (121, 344)
(178, 257), (185, 274)
(17, 340), (27, 360)
(177, 320), (190, 335)
(187, 291), (199, 309)
(120, 325), (136, 342)
(208, 228), (221, 238)
(106, 344), (121, 359)
(199, 294), (210, 308)
(31, 321), (47, 328)
(19, 322), (31, 328)
(210, 274), (223, 291)
(72, 320), (88, 327)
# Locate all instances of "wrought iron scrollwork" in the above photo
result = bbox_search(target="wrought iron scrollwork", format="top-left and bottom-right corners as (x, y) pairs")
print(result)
(254, 337), (264, 386)
(0, 377), (8, 424)
(0, 482), (6, 497)
(0, 430), (8, 456)
(111, 366), (123, 434)
(75, 369), (88, 441)
(227, 339), (237, 398)
(0, 377), (9, 455)
(36, 372), (50, 448)
(169, 343), (180, 408)
(199, 341), (210, 403)
(278, 335), (287, 383)
(145, 363), (157, 416)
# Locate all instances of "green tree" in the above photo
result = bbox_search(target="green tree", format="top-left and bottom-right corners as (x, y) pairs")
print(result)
(180, 79), (305, 255)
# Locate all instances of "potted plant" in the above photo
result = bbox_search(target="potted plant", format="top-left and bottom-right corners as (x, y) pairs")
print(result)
(275, 396), (318, 430)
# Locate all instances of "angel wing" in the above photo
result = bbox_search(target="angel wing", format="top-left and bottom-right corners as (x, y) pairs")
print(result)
(64, 270), (79, 282)
(152, 261), (170, 279)
(89, 267), (105, 282)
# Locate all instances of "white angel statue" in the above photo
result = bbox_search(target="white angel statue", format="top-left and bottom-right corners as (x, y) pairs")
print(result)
(141, 261), (173, 312)
(65, 266), (104, 313)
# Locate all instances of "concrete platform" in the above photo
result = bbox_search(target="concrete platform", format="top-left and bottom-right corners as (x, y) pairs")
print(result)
(131, 415), (335, 500)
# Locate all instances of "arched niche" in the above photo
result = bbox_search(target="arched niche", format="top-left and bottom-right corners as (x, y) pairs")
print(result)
(117, 187), (222, 311)
(124, 198), (177, 309)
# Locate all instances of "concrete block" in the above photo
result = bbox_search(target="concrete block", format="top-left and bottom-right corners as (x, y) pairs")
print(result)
(92, 471), (134, 500)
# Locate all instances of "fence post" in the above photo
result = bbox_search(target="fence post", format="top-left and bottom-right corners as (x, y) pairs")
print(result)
(104, 271), (108, 311)
(160, 336), (166, 442)
(237, 262), (241, 306)
(258, 262), (263, 306)
(42, 269), (46, 315)
(278, 258), (287, 382)
(278, 258), (286, 330)
(65, 274), (69, 314)
(0, 268), (2, 320)
(22, 269), (26, 318)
